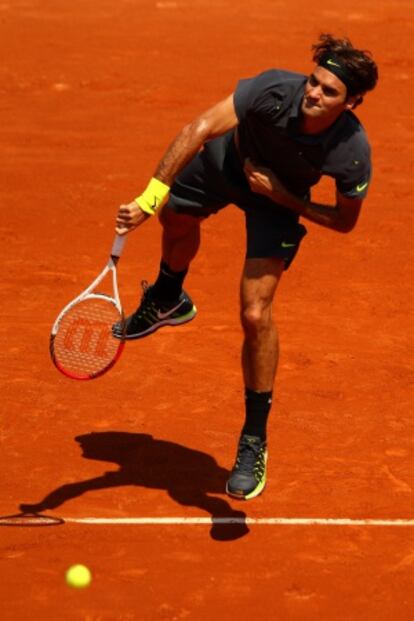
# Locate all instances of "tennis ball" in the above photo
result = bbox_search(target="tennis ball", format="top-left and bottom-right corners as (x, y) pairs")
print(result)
(65, 564), (92, 589)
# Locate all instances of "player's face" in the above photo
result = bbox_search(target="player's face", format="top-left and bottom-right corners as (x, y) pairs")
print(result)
(301, 66), (354, 122)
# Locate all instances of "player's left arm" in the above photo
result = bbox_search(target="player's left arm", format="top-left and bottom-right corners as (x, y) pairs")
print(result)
(294, 190), (363, 233)
(244, 159), (363, 233)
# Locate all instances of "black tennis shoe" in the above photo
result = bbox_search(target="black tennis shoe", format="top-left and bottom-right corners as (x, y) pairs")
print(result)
(226, 434), (267, 500)
(112, 281), (197, 340)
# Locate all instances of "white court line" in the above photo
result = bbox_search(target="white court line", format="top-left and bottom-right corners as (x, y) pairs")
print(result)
(62, 517), (414, 526)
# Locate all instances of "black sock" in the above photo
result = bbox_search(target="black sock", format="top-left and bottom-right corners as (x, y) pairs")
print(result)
(151, 260), (188, 302)
(242, 388), (273, 441)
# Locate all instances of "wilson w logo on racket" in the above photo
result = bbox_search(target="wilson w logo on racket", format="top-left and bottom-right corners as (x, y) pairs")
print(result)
(63, 317), (113, 357)
(50, 235), (126, 380)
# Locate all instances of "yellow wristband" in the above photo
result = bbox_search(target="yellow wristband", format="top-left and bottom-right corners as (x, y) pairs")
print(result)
(135, 177), (170, 216)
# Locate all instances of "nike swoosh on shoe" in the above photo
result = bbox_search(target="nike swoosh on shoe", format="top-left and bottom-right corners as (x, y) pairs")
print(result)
(156, 299), (186, 320)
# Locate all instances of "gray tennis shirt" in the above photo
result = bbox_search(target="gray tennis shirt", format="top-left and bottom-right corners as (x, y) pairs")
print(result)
(233, 69), (372, 199)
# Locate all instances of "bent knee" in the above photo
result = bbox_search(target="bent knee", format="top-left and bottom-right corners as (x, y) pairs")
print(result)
(159, 204), (200, 233)
(241, 303), (273, 334)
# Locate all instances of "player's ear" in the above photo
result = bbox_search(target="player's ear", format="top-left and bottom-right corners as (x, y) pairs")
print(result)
(345, 94), (362, 110)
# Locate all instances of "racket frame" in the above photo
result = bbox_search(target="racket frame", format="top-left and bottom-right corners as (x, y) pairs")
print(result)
(50, 235), (126, 380)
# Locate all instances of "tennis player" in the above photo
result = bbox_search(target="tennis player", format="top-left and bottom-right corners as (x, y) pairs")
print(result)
(114, 34), (378, 500)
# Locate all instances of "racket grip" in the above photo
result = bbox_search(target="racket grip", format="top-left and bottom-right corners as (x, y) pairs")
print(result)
(111, 234), (126, 259)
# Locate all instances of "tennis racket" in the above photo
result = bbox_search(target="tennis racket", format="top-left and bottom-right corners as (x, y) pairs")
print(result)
(50, 234), (126, 380)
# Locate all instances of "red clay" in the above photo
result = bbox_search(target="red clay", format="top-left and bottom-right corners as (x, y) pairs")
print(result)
(1, 0), (413, 619)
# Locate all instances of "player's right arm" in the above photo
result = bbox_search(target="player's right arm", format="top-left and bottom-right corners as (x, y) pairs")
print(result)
(115, 95), (238, 235)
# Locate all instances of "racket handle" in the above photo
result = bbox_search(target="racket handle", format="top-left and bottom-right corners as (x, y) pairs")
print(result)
(111, 234), (126, 259)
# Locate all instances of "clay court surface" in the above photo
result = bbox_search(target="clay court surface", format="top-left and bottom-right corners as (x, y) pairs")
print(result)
(1, 0), (413, 618)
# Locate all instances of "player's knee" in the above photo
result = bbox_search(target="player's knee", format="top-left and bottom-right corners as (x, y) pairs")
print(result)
(240, 303), (272, 336)
(159, 205), (198, 235)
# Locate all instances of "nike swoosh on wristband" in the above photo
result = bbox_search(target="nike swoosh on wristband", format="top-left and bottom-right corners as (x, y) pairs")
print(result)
(156, 299), (186, 320)
(356, 181), (369, 192)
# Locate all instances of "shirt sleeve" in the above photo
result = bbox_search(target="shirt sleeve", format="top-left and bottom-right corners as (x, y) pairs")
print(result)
(334, 130), (372, 199)
(336, 158), (372, 199)
(233, 70), (284, 123)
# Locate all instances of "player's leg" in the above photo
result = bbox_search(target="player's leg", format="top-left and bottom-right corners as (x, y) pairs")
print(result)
(226, 257), (283, 500)
(240, 257), (284, 392)
(113, 149), (228, 340)
(145, 205), (202, 307)
(159, 205), (201, 273)
(226, 207), (307, 500)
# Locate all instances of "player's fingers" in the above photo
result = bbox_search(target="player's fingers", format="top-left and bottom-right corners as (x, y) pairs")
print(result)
(117, 205), (131, 217)
(116, 216), (131, 227)
(117, 214), (134, 226)
(118, 203), (138, 218)
(115, 224), (131, 235)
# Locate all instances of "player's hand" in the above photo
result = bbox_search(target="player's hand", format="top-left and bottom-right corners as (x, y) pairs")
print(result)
(244, 158), (290, 204)
(115, 200), (150, 235)
(243, 158), (275, 197)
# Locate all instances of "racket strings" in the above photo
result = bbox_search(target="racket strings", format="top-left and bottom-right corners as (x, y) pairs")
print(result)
(52, 297), (123, 378)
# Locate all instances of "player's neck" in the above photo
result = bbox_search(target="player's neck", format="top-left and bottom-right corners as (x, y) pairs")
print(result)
(299, 111), (343, 135)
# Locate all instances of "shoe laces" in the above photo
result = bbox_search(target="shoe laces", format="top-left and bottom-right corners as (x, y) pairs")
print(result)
(235, 436), (264, 474)
(136, 280), (182, 319)
(133, 280), (156, 319)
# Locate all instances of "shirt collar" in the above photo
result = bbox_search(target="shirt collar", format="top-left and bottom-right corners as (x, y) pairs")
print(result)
(288, 81), (306, 121)
(273, 79), (306, 130)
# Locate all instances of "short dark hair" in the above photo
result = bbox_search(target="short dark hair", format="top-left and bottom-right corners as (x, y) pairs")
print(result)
(312, 33), (378, 106)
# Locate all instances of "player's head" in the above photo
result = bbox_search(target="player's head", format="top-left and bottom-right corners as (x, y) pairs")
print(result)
(311, 33), (378, 108)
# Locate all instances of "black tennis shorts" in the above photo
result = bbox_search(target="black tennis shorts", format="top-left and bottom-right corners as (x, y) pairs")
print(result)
(165, 132), (307, 270)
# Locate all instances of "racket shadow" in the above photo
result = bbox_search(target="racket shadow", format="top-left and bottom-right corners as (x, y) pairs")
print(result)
(19, 431), (249, 541)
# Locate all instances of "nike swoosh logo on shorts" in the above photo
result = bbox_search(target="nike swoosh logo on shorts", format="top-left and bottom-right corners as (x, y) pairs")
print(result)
(156, 299), (186, 320)
(281, 242), (296, 248)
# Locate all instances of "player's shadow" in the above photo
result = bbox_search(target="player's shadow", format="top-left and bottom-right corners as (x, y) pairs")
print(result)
(19, 431), (249, 541)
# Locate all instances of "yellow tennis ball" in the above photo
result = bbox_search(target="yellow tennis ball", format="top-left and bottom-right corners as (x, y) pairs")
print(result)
(65, 564), (92, 589)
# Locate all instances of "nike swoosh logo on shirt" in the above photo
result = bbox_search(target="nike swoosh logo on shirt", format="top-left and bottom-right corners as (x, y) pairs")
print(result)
(281, 242), (296, 248)
(356, 181), (369, 192)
